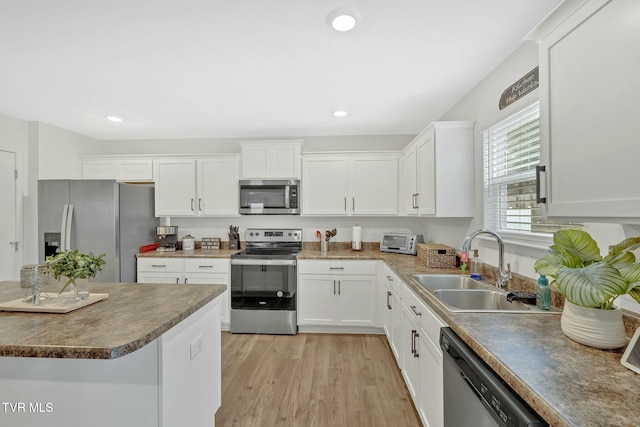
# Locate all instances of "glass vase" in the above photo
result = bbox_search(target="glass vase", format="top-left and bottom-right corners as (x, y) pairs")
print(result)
(57, 276), (80, 304)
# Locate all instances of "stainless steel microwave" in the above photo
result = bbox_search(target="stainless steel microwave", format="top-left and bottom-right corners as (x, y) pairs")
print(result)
(380, 233), (424, 255)
(239, 179), (300, 215)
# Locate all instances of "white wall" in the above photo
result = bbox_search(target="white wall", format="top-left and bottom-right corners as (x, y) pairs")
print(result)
(37, 122), (101, 179)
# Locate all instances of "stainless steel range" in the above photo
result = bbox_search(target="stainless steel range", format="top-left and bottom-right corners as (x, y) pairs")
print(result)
(230, 228), (301, 335)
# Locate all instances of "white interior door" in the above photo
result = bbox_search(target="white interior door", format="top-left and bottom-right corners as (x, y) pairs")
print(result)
(0, 150), (18, 280)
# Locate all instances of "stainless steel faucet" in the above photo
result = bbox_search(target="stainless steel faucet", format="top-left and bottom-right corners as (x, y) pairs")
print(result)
(462, 229), (511, 289)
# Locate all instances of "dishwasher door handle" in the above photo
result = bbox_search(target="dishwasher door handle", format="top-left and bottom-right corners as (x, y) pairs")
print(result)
(460, 370), (492, 409)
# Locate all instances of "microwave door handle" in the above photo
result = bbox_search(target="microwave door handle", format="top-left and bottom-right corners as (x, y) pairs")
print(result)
(285, 185), (290, 209)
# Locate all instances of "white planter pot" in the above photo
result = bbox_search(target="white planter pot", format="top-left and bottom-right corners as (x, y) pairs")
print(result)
(561, 300), (627, 349)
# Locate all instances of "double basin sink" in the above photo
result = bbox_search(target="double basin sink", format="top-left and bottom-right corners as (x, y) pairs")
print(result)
(412, 274), (559, 314)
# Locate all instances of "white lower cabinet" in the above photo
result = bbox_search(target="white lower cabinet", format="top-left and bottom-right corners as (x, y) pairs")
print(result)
(385, 264), (446, 427)
(137, 257), (231, 329)
(298, 260), (377, 330)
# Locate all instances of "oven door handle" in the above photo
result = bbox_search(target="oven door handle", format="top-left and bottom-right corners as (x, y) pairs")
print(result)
(231, 259), (296, 266)
(285, 185), (291, 209)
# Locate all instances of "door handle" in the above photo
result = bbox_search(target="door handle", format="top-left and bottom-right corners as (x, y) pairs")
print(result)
(536, 165), (547, 203)
(410, 305), (422, 317)
(387, 291), (391, 309)
(413, 331), (419, 358)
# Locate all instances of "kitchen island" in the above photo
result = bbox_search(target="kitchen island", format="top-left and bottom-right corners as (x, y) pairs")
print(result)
(0, 281), (225, 427)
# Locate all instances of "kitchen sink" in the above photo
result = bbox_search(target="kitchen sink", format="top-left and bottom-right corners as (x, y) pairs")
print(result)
(433, 289), (532, 312)
(412, 274), (561, 314)
(412, 274), (490, 291)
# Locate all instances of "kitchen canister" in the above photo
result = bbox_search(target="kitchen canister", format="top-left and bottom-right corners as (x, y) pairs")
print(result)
(182, 235), (195, 251)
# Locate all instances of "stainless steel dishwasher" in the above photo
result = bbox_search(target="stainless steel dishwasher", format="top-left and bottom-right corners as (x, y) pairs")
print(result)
(440, 328), (548, 427)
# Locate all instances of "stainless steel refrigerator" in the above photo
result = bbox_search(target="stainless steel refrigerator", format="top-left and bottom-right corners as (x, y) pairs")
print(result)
(38, 180), (158, 283)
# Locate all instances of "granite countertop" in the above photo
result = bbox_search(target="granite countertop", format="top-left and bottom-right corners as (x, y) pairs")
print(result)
(0, 281), (226, 360)
(298, 247), (640, 427)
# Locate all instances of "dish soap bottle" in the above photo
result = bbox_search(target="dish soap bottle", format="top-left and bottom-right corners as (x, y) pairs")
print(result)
(537, 275), (551, 310)
(470, 250), (483, 280)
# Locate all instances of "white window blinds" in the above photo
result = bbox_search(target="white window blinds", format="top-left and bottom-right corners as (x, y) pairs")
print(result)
(483, 102), (579, 235)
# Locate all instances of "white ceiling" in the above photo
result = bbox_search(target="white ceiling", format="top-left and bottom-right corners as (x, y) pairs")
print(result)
(0, 0), (561, 141)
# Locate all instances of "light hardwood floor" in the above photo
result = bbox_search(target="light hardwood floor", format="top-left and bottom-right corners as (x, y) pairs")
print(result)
(215, 332), (421, 427)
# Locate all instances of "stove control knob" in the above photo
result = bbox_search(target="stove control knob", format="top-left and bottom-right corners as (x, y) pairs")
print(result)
(255, 232), (260, 236)
(277, 291), (284, 298)
(293, 232), (298, 237)
(288, 232), (292, 236)
(249, 232), (254, 236)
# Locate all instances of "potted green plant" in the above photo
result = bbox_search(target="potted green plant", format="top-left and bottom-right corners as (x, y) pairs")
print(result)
(46, 250), (106, 303)
(535, 229), (640, 349)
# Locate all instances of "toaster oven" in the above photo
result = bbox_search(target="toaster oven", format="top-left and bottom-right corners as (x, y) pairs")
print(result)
(380, 233), (424, 255)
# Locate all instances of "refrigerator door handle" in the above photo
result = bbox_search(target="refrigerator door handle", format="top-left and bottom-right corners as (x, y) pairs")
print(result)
(60, 204), (69, 253)
(65, 204), (74, 251)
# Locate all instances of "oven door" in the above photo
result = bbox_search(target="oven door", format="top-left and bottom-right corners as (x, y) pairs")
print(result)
(239, 180), (300, 215)
(231, 259), (296, 297)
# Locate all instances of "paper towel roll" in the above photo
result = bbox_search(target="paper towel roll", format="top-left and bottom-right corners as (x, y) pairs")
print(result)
(352, 226), (362, 250)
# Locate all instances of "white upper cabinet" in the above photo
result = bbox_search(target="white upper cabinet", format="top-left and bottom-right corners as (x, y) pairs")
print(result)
(81, 156), (153, 181)
(153, 155), (240, 217)
(537, 0), (640, 219)
(239, 141), (302, 179)
(302, 153), (399, 216)
(402, 122), (473, 217)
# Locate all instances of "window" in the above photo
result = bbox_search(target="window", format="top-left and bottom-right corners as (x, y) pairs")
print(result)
(483, 102), (580, 239)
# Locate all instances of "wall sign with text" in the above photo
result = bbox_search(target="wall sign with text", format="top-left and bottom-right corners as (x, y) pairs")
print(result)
(499, 67), (539, 110)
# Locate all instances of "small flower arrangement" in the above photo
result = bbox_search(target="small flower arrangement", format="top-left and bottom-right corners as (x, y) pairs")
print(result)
(46, 250), (106, 294)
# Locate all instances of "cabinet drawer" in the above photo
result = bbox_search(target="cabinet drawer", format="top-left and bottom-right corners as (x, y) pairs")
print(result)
(137, 258), (183, 272)
(184, 259), (229, 274)
(404, 286), (446, 348)
(298, 260), (377, 275)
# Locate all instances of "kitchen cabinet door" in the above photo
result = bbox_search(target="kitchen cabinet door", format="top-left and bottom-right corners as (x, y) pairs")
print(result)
(401, 305), (421, 403)
(334, 275), (376, 327)
(198, 157), (240, 216)
(302, 156), (349, 215)
(297, 275), (335, 325)
(137, 272), (183, 284)
(350, 155), (398, 215)
(401, 122), (473, 217)
(538, 0), (640, 219)
(239, 141), (302, 179)
(153, 159), (197, 216)
(418, 334), (444, 427)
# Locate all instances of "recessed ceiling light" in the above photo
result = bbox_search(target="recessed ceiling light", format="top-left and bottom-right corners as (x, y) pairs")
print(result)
(333, 110), (348, 117)
(106, 116), (123, 122)
(327, 8), (360, 32)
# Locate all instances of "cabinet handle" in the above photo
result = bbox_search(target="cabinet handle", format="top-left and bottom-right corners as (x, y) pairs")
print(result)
(386, 275), (393, 281)
(344, 197), (347, 212)
(184, 278), (188, 285)
(415, 193), (419, 209)
(413, 331), (420, 358)
(536, 165), (547, 204)
(410, 330), (416, 354)
(410, 305), (422, 317)
(151, 264), (166, 268)
(330, 267), (344, 270)
(191, 198), (195, 211)
(199, 198), (203, 211)
(176, 278), (180, 284)
(352, 197), (355, 211)
(387, 291), (392, 309)
(333, 280), (336, 295)
(412, 194), (416, 209)
(338, 280), (341, 295)
(198, 265), (214, 269)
